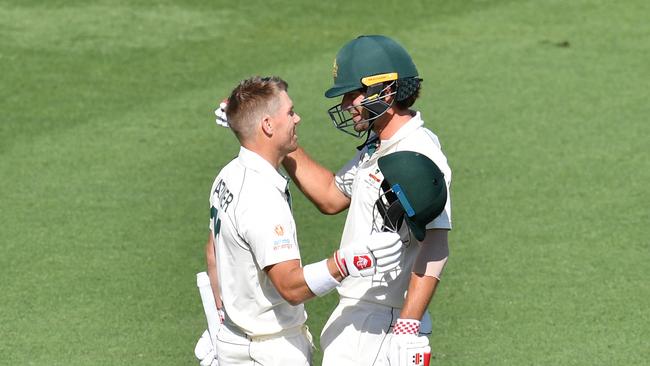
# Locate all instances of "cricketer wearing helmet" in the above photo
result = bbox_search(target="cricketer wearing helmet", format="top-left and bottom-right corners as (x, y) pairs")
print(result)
(281, 35), (453, 366)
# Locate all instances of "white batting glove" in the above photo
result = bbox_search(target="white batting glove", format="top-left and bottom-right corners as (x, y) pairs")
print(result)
(214, 101), (229, 128)
(194, 307), (224, 366)
(388, 319), (431, 366)
(334, 232), (403, 277)
(194, 329), (219, 366)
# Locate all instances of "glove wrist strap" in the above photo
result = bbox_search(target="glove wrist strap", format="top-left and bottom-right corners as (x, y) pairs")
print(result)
(393, 318), (421, 335)
(333, 250), (349, 277)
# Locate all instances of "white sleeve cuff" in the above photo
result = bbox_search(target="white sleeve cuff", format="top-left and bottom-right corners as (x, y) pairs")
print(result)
(303, 259), (340, 297)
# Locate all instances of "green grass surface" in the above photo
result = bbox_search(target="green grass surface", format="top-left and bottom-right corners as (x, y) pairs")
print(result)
(1, 0), (648, 365)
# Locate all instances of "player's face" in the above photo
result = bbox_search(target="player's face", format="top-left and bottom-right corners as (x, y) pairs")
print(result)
(270, 90), (301, 153)
(341, 90), (370, 132)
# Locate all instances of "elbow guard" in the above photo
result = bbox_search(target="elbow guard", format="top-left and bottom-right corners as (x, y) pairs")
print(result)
(413, 238), (449, 280)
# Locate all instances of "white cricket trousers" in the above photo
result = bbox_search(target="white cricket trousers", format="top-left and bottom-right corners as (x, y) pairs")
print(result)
(215, 323), (313, 365)
(320, 298), (432, 366)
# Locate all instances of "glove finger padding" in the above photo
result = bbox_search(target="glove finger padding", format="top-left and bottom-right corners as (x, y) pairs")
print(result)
(195, 330), (217, 364)
(215, 102), (230, 128)
(375, 250), (401, 268)
(376, 258), (400, 273)
(389, 334), (431, 366)
(371, 241), (402, 259)
(366, 232), (403, 251)
(368, 232), (403, 273)
(200, 349), (217, 366)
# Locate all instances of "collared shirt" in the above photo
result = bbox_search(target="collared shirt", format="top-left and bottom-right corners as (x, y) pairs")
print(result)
(209, 146), (306, 336)
(334, 112), (453, 308)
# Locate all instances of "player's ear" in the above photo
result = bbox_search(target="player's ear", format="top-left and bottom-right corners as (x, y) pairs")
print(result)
(261, 116), (273, 136)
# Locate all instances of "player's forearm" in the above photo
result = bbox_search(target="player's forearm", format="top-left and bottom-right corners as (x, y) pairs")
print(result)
(282, 146), (349, 214)
(205, 237), (223, 309)
(399, 273), (438, 320)
(400, 230), (449, 319)
(270, 256), (344, 305)
(275, 266), (318, 305)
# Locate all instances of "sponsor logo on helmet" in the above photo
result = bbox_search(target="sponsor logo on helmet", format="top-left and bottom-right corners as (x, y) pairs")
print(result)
(361, 72), (398, 86)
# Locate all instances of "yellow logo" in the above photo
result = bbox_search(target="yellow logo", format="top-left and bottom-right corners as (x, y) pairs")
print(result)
(332, 58), (338, 79)
(361, 72), (398, 86)
(274, 225), (284, 236)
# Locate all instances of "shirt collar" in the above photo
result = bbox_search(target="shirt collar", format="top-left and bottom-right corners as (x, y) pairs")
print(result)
(237, 146), (289, 191)
(376, 111), (424, 153)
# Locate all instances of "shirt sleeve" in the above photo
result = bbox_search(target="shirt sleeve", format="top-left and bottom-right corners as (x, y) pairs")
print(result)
(239, 193), (301, 269)
(427, 194), (452, 230)
(209, 179), (218, 231)
(335, 149), (364, 197)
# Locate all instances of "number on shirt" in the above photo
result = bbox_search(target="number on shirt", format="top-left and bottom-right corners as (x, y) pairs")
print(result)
(210, 206), (221, 239)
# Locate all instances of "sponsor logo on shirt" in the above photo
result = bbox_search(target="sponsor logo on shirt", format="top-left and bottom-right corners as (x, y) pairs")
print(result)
(272, 224), (292, 250)
(363, 168), (383, 188)
(274, 225), (284, 236)
(272, 238), (292, 251)
(368, 173), (381, 182)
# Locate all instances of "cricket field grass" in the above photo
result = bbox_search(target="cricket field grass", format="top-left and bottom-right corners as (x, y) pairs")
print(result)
(1, 0), (648, 364)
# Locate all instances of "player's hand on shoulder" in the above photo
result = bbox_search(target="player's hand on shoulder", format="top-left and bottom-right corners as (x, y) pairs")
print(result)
(215, 99), (229, 128)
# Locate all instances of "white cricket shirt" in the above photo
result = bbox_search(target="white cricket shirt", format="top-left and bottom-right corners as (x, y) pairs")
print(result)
(209, 147), (306, 336)
(334, 112), (453, 308)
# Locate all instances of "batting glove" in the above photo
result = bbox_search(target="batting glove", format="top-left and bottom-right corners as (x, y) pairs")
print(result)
(194, 329), (219, 366)
(334, 232), (403, 277)
(214, 101), (229, 128)
(388, 319), (431, 366)
(194, 308), (224, 366)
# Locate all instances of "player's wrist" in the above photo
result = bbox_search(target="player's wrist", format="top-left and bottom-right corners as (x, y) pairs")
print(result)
(303, 259), (341, 296)
(392, 318), (421, 335)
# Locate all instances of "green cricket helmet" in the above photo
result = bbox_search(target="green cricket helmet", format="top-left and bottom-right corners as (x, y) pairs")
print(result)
(374, 151), (447, 241)
(326, 35), (422, 138)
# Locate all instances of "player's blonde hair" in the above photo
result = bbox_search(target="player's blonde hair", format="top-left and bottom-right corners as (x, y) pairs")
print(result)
(227, 76), (288, 142)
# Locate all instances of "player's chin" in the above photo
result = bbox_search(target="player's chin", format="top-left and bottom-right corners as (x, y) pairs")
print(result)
(287, 138), (299, 152)
(353, 121), (370, 132)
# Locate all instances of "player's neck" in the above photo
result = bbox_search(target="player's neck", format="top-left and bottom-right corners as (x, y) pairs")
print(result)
(374, 108), (413, 140)
(242, 142), (283, 170)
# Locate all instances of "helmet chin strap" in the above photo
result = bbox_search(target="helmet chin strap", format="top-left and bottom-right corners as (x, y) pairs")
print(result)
(356, 128), (378, 151)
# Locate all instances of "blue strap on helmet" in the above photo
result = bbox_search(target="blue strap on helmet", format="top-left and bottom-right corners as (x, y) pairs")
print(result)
(392, 184), (415, 217)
